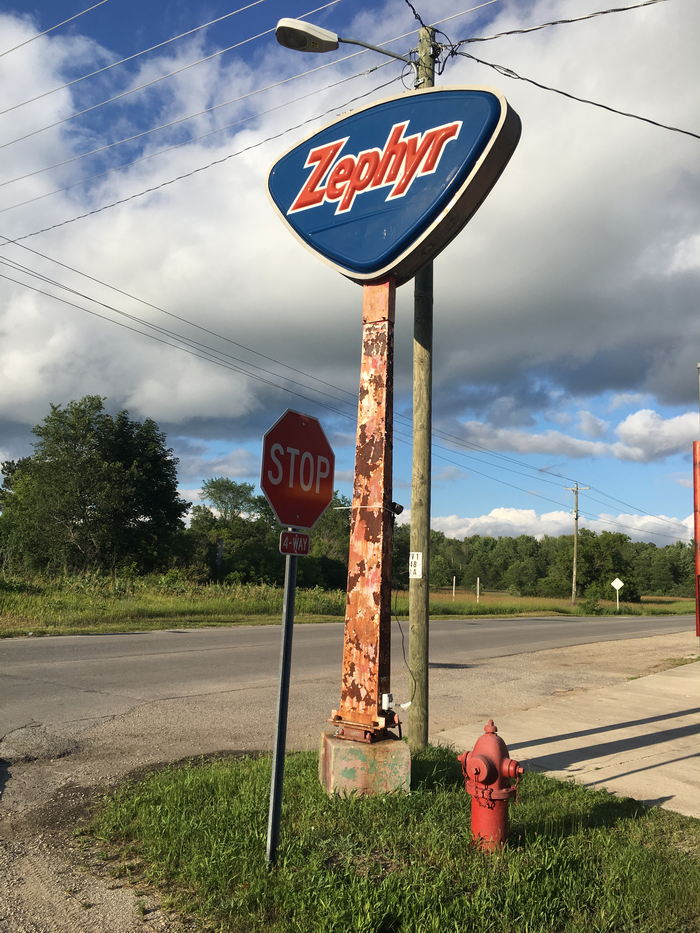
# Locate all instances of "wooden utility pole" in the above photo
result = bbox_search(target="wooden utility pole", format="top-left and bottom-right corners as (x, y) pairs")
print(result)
(567, 483), (589, 604)
(408, 26), (436, 752)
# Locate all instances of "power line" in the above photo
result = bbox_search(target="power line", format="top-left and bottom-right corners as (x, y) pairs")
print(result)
(1, 249), (688, 539)
(0, 0), (343, 153)
(0, 243), (606, 514)
(0, 59), (392, 200)
(1, 230), (683, 530)
(0, 268), (359, 422)
(0, 0), (110, 59)
(7, 74), (403, 243)
(0, 2), (504, 221)
(0, 255), (357, 410)
(0, 1), (440, 192)
(585, 488), (690, 533)
(0, 0), (269, 118)
(0, 261), (572, 514)
(0, 248), (667, 530)
(580, 509), (690, 541)
(429, 0), (502, 29)
(453, 0), (669, 45)
(456, 50), (700, 141)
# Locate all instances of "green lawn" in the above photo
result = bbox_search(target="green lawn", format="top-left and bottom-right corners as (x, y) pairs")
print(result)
(89, 746), (700, 933)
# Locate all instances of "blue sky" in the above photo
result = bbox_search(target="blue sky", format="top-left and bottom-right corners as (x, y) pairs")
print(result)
(0, 0), (698, 546)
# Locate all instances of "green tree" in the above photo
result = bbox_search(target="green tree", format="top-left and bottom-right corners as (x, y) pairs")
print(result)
(200, 477), (258, 522)
(0, 397), (188, 574)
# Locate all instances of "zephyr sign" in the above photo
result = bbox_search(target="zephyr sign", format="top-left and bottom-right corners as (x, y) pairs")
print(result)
(268, 87), (521, 286)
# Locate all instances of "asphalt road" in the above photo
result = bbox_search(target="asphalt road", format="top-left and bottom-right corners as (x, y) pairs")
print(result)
(0, 615), (692, 738)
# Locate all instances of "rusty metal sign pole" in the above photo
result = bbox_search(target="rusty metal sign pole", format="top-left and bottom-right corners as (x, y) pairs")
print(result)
(331, 280), (398, 742)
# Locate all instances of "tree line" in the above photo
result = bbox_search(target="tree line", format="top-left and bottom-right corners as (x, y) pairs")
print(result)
(0, 397), (693, 599)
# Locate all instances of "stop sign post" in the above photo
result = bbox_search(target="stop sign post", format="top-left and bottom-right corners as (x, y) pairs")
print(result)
(261, 410), (334, 864)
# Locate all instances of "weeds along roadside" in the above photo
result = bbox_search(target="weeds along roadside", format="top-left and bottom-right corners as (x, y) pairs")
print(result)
(0, 574), (694, 637)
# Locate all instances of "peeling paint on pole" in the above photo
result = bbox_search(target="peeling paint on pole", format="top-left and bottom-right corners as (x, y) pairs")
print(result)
(331, 280), (397, 741)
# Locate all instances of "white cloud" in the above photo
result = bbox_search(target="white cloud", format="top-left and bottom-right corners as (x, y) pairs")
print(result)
(435, 466), (467, 483)
(607, 393), (649, 412)
(577, 410), (608, 438)
(428, 507), (691, 546)
(454, 420), (609, 458)
(452, 408), (698, 462)
(0, 0), (698, 488)
(175, 447), (260, 484)
(613, 410), (699, 462)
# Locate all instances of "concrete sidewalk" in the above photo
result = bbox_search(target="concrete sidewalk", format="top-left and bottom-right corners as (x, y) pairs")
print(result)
(434, 660), (700, 820)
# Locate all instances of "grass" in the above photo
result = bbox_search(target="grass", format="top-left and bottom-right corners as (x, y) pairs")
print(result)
(0, 577), (694, 638)
(89, 746), (700, 933)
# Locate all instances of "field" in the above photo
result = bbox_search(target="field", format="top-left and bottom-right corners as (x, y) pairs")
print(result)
(0, 576), (694, 638)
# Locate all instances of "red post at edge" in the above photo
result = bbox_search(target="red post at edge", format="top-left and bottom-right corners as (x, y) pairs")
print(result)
(693, 441), (700, 639)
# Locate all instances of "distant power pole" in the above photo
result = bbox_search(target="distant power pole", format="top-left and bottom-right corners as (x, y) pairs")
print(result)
(408, 25), (437, 753)
(567, 483), (589, 604)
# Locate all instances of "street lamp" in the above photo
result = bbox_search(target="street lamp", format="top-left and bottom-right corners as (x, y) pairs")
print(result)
(275, 18), (415, 70)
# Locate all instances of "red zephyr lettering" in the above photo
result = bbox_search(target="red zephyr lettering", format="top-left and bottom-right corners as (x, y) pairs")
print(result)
(337, 149), (381, 213)
(288, 138), (347, 214)
(325, 155), (355, 201)
(286, 119), (462, 215)
(389, 122), (461, 198)
(371, 122), (410, 188)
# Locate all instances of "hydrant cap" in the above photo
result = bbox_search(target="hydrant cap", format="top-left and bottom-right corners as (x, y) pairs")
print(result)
(484, 720), (497, 734)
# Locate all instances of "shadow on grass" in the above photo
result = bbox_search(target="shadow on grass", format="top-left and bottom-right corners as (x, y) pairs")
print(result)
(511, 789), (651, 845)
(411, 746), (463, 791)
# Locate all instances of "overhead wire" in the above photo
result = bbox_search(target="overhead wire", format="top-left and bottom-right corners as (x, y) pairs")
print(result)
(584, 489), (690, 534)
(0, 60), (394, 206)
(3, 247), (689, 539)
(0, 255), (357, 410)
(0, 261), (577, 516)
(0, 0), (343, 153)
(0, 224), (685, 533)
(0, 267), (359, 422)
(0, 0), (502, 162)
(0, 0), (110, 59)
(0, 0), (689, 538)
(0, 0), (270, 118)
(454, 0), (669, 45)
(0, 222), (688, 534)
(5, 72), (404, 244)
(455, 50), (700, 141)
(2, 1), (509, 235)
(579, 509), (690, 541)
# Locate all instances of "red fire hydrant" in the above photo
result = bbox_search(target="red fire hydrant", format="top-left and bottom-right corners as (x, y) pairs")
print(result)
(457, 719), (523, 851)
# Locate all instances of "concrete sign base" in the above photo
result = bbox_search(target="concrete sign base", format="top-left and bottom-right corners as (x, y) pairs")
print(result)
(319, 732), (410, 796)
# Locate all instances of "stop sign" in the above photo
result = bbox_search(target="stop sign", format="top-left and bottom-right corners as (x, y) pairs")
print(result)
(261, 410), (335, 529)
